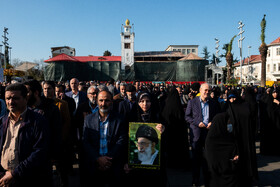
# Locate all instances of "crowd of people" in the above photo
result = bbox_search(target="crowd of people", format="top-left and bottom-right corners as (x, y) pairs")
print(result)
(0, 78), (279, 187)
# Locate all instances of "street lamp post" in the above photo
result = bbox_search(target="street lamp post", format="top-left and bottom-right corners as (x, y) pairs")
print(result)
(238, 21), (245, 85)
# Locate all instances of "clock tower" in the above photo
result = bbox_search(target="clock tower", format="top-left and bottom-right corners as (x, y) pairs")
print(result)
(121, 19), (135, 70)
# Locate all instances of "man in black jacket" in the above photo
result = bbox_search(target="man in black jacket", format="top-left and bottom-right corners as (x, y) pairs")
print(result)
(75, 85), (99, 186)
(0, 83), (50, 187)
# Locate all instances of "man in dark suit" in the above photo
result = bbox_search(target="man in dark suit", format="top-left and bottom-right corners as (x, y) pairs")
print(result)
(118, 84), (136, 119)
(185, 83), (220, 187)
(75, 85), (99, 186)
(65, 78), (88, 114)
(66, 78), (88, 153)
(82, 90), (127, 187)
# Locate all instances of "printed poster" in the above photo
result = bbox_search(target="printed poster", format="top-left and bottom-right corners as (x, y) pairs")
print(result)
(128, 122), (161, 170)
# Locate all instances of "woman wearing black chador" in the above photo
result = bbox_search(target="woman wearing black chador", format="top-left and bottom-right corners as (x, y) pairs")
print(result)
(205, 103), (258, 187)
(160, 86), (190, 169)
(259, 88), (280, 156)
(124, 91), (166, 187)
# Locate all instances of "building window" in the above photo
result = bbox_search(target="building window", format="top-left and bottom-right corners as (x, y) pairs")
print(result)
(278, 63), (280, 71)
(274, 64), (276, 71)
(125, 35), (130, 39)
(178, 49), (181, 52)
(267, 64), (270, 72)
(277, 48), (280, 56)
(182, 49), (186, 54)
(187, 49), (190, 54)
(268, 50), (270, 57)
(124, 43), (130, 49)
(173, 49), (176, 51)
(192, 49), (196, 53)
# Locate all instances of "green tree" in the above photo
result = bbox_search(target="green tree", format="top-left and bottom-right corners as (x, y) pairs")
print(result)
(226, 35), (237, 83)
(103, 50), (112, 56)
(259, 14), (267, 87)
(210, 53), (221, 64)
(201, 46), (210, 60)
(221, 43), (238, 65)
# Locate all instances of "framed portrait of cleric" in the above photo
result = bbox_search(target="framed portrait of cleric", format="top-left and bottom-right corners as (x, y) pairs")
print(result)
(128, 122), (161, 170)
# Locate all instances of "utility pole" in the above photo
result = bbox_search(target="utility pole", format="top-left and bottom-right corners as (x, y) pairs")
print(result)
(215, 38), (220, 65)
(238, 21), (245, 85)
(9, 47), (12, 65)
(2, 27), (9, 82)
(215, 38), (220, 85)
(248, 46), (251, 81)
(0, 44), (2, 70)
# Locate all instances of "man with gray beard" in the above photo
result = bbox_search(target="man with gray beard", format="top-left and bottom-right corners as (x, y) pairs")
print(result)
(113, 83), (127, 112)
(82, 90), (127, 187)
(134, 125), (159, 165)
(76, 86), (99, 143)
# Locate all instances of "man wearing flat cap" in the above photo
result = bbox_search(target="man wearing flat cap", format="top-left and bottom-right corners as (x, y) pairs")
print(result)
(133, 125), (159, 165)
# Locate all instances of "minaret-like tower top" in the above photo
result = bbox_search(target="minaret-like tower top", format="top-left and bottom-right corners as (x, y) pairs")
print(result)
(125, 19), (130, 26)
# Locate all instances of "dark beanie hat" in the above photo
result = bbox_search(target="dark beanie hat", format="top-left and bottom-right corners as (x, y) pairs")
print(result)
(136, 125), (158, 144)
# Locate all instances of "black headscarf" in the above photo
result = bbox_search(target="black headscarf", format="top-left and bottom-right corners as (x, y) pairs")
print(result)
(132, 91), (160, 123)
(161, 86), (185, 124)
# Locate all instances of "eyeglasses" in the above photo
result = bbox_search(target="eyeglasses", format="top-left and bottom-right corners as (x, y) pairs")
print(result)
(136, 141), (150, 147)
(88, 92), (97, 95)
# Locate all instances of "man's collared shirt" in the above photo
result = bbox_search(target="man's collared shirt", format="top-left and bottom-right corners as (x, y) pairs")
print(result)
(89, 101), (98, 114)
(1, 108), (27, 171)
(72, 91), (79, 109)
(199, 97), (209, 126)
(99, 114), (109, 156)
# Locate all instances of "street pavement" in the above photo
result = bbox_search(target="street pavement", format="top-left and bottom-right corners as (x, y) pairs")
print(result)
(54, 141), (280, 187)
(166, 141), (280, 187)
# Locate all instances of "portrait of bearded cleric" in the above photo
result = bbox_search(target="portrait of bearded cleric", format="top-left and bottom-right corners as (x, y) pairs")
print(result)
(129, 123), (161, 169)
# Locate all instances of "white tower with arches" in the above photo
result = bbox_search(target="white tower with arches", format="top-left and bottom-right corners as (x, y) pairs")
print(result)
(121, 19), (135, 70)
